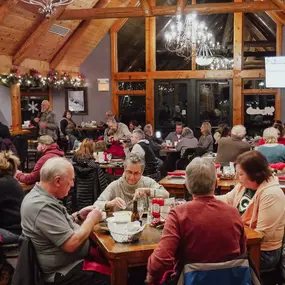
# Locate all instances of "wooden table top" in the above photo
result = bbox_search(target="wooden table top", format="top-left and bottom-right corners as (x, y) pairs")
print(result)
(244, 226), (263, 244)
(93, 224), (263, 259)
(93, 224), (162, 259)
(159, 170), (285, 192)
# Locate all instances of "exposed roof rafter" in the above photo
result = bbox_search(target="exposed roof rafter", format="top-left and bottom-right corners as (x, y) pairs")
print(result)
(58, 1), (280, 21)
(139, 0), (153, 16)
(50, 0), (110, 69)
(13, 6), (66, 66)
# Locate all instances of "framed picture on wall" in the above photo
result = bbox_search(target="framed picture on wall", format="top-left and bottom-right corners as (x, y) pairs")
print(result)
(65, 88), (88, 115)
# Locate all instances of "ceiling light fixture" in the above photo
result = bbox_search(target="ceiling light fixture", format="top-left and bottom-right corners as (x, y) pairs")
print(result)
(21, 0), (74, 18)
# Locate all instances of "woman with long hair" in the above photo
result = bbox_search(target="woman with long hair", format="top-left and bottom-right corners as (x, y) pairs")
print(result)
(0, 151), (24, 243)
(198, 122), (214, 152)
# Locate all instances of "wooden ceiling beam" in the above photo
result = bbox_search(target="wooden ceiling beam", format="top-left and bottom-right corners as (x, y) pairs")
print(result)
(110, 0), (140, 33)
(0, 0), (20, 24)
(13, 6), (66, 66)
(267, 11), (285, 24)
(139, 0), (153, 16)
(270, 0), (285, 14)
(58, 1), (280, 20)
(50, 0), (110, 69)
(176, 0), (187, 14)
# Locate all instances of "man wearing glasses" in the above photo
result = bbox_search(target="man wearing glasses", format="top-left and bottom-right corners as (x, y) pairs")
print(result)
(94, 153), (169, 212)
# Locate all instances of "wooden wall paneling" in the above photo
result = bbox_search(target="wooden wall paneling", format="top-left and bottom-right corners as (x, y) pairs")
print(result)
(10, 83), (22, 133)
(233, 0), (244, 125)
(13, 6), (66, 66)
(58, 2), (280, 20)
(0, 0), (20, 25)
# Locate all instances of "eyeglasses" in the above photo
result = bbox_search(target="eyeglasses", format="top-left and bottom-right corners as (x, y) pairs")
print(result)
(125, 170), (142, 177)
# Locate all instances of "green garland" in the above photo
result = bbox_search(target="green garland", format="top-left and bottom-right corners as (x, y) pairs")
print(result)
(0, 67), (85, 90)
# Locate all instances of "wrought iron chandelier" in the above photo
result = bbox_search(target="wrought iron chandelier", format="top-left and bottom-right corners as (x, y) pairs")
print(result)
(165, 13), (220, 66)
(21, 0), (74, 17)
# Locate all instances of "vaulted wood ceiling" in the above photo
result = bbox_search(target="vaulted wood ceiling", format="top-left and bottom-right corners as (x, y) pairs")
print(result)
(0, 0), (138, 73)
(0, 0), (284, 74)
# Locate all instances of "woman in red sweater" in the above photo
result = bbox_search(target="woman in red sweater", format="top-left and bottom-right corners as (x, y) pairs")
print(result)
(147, 157), (246, 284)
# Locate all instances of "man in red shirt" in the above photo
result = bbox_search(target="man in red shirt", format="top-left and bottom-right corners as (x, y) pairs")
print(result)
(15, 135), (64, 185)
(147, 157), (247, 284)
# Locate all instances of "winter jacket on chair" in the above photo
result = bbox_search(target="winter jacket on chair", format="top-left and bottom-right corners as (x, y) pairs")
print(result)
(72, 156), (107, 210)
(11, 236), (44, 285)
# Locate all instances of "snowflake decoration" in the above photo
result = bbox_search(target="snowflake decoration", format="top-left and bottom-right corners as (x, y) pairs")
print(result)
(28, 101), (39, 114)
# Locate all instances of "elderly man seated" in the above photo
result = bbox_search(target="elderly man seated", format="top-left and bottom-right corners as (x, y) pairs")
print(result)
(215, 124), (250, 166)
(15, 135), (64, 185)
(21, 157), (109, 285)
(123, 129), (159, 176)
(104, 117), (131, 143)
(147, 157), (246, 284)
(94, 153), (169, 211)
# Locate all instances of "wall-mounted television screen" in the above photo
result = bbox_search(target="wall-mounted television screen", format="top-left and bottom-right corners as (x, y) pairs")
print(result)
(265, 57), (285, 88)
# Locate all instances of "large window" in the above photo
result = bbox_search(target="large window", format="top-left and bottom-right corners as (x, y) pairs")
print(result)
(197, 81), (231, 126)
(243, 13), (276, 70)
(244, 94), (275, 137)
(118, 18), (145, 72)
(119, 95), (146, 126)
(154, 79), (232, 138)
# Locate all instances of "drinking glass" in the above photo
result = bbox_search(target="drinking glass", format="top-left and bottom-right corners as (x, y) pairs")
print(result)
(137, 199), (145, 220)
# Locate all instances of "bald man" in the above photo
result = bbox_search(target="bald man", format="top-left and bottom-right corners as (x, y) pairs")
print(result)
(34, 100), (58, 140)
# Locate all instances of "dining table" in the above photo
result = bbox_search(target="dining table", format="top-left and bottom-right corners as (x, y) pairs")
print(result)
(75, 126), (104, 140)
(159, 170), (237, 197)
(92, 224), (263, 285)
(159, 170), (285, 196)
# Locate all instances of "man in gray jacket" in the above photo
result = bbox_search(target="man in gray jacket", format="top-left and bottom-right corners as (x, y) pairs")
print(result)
(165, 122), (183, 143)
(34, 100), (58, 141)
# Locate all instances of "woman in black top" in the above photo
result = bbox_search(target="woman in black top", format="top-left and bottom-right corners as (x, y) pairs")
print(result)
(0, 151), (24, 243)
(59, 110), (77, 150)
